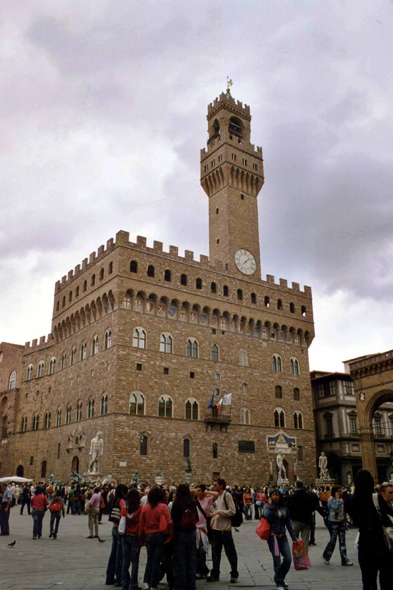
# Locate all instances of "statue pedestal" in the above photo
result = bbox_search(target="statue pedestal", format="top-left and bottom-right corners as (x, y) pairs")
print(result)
(277, 478), (289, 486)
(84, 471), (100, 481)
(315, 477), (335, 486)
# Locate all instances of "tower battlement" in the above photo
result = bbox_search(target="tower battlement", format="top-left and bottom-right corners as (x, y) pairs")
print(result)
(208, 92), (251, 120)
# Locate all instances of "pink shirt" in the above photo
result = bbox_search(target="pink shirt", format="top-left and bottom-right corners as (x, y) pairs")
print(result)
(196, 496), (214, 526)
(89, 492), (101, 508)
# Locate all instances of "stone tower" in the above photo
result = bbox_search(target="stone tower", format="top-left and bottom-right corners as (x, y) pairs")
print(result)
(200, 90), (264, 279)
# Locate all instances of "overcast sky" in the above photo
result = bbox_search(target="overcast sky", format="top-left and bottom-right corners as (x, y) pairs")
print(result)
(1, 0), (393, 372)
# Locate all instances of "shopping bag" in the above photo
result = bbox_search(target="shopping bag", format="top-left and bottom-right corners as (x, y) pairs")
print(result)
(292, 539), (311, 570)
(256, 516), (270, 540)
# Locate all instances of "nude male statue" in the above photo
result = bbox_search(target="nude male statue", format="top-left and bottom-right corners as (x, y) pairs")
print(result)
(319, 451), (329, 478)
(88, 431), (104, 474)
(276, 452), (287, 480)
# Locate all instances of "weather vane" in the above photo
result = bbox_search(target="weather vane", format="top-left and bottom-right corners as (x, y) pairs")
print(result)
(226, 76), (233, 93)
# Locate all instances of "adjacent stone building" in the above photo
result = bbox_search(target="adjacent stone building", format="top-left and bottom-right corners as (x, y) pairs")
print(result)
(0, 91), (316, 484)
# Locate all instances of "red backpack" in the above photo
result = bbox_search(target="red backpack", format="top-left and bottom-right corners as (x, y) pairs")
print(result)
(180, 506), (197, 531)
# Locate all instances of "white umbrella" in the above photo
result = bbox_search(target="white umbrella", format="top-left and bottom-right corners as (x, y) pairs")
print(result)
(0, 476), (33, 483)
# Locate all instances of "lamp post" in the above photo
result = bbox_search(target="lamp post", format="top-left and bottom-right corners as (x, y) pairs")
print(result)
(155, 467), (165, 486)
(185, 458), (192, 485)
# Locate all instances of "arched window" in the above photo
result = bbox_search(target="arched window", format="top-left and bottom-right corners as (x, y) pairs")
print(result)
(274, 409), (285, 428)
(290, 358), (299, 375)
(275, 385), (282, 399)
(62, 296), (66, 308)
(8, 370), (17, 390)
(76, 286), (80, 297)
(44, 412), (51, 429)
(32, 414), (40, 431)
(37, 362), (45, 378)
(348, 411), (358, 435)
(108, 261), (113, 274)
(223, 285), (229, 297)
(69, 291), (73, 303)
(61, 354), (66, 370)
(66, 405), (72, 424)
(56, 301), (60, 311)
(211, 282), (217, 293)
(100, 268), (104, 281)
(21, 416), (28, 433)
(196, 278), (203, 290)
(277, 299), (283, 310)
(101, 395), (108, 415)
(158, 395), (173, 418)
(186, 338), (198, 358)
(272, 355), (282, 372)
(80, 342), (87, 361)
(87, 398), (95, 419)
(293, 388), (300, 401)
(26, 365), (33, 381)
(239, 349), (248, 367)
(76, 401), (82, 422)
(91, 336), (99, 356)
(133, 328), (146, 349)
(237, 289), (243, 301)
(140, 435), (148, 456)
(129, 392), (145, 415)
(240, 407), (250, 424)
(212, 442), (218, 459)
(70, 346), (76, 365)
(294, 411), (303, 429)
(56, 409), (62, 427)
(104, 330), (112, 350)
(185, 400), (199, 420)
(301, 306), (307, 317)
(211, 344), (219, 362)
(183, 438), (190, 458)
(251, 293), (257, 304)
(164, 269), (171, 282)
(264, 296), (270, 308)
(130, 260), (138, 273)
(83, 280), (87, 292)
(147, 265), (155, 277)
(49, 358), (56, 375)
(91, 274), (96, 287)
(181, 273), (187, 286)
(228, 116), (243, 137)
(290, 302), (295, 313)
(160, 334), (173, 354)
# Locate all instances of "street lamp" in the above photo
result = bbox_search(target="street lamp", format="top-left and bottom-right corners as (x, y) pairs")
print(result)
(155, 467), (165, 486)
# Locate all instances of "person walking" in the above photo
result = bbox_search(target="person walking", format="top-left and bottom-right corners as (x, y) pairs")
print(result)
(87, 487), (101, 539)
(139, 486), (173, 590)
(195, 484), (216, 579)
(243, 487), (252, 521)
(67, 486), (75, 515)
(207, 478), (239, 584)
(31, 485), (49, 539)
(49, 494), (65, 539)
(0, 482), (13, 536)
(350, 469), (393, 589)
(106, 484), (128, 586)
(20, 484), (31, 515)
(263, 488), (298, 590)
(322, 485), (353, 566)
(287, 480), (325, 551)
(119, 488), (142, 590)
(171, 484), (198, 590)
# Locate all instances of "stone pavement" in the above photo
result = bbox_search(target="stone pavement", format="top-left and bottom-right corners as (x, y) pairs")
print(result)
(1, 512), (362, 590)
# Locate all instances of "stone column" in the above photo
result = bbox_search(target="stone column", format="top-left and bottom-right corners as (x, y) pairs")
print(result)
(359, 426), (377, 481)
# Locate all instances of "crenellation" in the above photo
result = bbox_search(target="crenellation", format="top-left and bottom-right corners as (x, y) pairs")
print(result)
(116, 230), (130, 244)
(185, 250), (194, 261)
(292, 282), (300, 292)
(75, 264), (80, 274)
(280, 279), (288, 288)
(39, 336), (46, 345)
(89, 252), (96, 264)
(304, 286), (312, 296)
(200, 254), (209, 264)
(32, 339), (38, 347)
(62, 276), (67, 284)
(169, 246), (178, 256)
(98, 245), (104, 256)
(266, 274), (275, 284)
(107, 238), (114, 249)
(25, 342), (30, 348)
(68, 270), (73, 280)
(137, 235), (147, 248)
(153, 241), (163, 252)
(82, 258), (88, 270)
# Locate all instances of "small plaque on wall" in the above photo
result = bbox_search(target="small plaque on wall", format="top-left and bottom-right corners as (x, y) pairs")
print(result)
(119, 461), (127, 467)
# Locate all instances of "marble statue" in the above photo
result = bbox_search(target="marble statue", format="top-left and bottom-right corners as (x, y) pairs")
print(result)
(276, 452), (287, 480)
(319, 452), (330, 479)
(88, 431), (104, 474)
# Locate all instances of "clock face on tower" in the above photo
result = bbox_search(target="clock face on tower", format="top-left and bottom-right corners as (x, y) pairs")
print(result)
(234, 249), (256, 275)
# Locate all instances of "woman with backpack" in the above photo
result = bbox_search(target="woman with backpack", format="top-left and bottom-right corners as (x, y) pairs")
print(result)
(171, 484), (198, 590)
(139, 486), (173, 590)
(119, 489), (142, 590)
(49, 494), (65, 539)
(30, 485), (49, 540)
(106, 484), (128, 586)
(322, 485), (353, 566)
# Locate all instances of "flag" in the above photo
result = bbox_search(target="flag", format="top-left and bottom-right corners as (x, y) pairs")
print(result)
(207, 392), (215, 409)
(216, 397), (224, 409)
(222, 393), (232, 406)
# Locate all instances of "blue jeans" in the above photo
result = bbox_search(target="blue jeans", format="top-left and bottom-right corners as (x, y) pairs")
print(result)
(144, 532), (165, 589)
(210, 529), (238, 580)
(244, 505), (252, 520)
(106, 526), (123, 584)
(32, 509), (45, 538)
(121, 535), (140, 590)
(323, 520), (348, 563)
(267, 534), (292, 587)
(50, 512), (61, 537)
(174, 530), (197, 590)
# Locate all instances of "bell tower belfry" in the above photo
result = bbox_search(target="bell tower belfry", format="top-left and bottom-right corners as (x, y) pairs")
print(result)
(200, 90), (264, 279)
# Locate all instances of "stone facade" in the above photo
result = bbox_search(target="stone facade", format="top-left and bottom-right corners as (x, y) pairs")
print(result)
(0, 91), (316, 485)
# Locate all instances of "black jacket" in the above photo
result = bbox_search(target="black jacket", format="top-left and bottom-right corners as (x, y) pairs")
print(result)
(287, 489), (324, 525)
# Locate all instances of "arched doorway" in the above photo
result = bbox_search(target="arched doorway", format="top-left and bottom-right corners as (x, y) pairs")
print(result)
(16, 465), (24, 477)
(71, 456), (79, 473)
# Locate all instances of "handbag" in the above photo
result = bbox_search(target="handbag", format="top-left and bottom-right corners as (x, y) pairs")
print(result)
(108, 499), (121, 523)
(292, 539), (311, 570)
(256, 516), (270, 540)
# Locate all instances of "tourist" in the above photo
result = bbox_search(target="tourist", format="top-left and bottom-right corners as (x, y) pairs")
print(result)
(350, 469), (393, 589)
(87, 487), (101, 539)
(20, 483), (31, 515)
(119, 488), (142, 590)
(67, 486), (75, 515)
(195, 484), (216, 579)
(0, 482), (13, 536)
(243, 487), (252, 521)
(139, 486), (173, 590)
(171, 484), (198, 590)
(31, 485), (49, 539)
(380, 482), (393, 507)
(287, 480), (324, 551)
(106, 483), (128, 586)
(322, 485), (353, 566)
(207, 478), (239, 584)
(263, 488), (298, 590)
(49, 494), (65, 539)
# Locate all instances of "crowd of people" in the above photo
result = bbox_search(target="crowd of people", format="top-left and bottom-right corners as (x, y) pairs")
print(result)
(0, 471), (393, 590)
